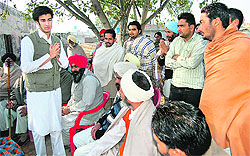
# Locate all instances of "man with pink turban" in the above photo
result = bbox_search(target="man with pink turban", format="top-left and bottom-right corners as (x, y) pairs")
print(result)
(61, 54), (105, 147)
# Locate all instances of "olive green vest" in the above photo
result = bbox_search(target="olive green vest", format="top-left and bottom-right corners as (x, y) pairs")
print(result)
(24, 31), (61, 92)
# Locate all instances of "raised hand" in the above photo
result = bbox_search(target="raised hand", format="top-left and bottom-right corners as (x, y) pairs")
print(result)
(159, 40), (170, 56)
(49, 43), (60, 58)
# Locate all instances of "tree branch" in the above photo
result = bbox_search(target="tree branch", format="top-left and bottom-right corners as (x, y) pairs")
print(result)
(141, 0), (170, 27)
(141, 0), (150, 23)
(91, 0), (111, 29)
(133, 2), (137, 21)
(55, 0), (99, 36)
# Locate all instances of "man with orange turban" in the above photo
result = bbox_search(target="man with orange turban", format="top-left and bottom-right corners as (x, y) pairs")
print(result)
(61, 54), (105, 147)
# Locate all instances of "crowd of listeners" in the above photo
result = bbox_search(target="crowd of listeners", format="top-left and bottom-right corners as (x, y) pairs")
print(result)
(0, 2), (249, 156)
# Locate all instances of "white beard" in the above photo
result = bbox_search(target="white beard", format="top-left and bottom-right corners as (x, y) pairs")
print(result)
(3, 63), (14, 74)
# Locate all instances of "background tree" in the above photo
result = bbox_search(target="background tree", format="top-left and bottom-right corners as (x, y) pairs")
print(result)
(1, 0), (218, 44)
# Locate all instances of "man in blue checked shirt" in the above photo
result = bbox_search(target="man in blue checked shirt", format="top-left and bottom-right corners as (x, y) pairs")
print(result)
(123, 21), (159, 87)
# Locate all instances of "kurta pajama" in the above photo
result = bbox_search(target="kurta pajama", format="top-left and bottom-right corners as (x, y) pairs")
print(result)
(21, 29), (68, 156)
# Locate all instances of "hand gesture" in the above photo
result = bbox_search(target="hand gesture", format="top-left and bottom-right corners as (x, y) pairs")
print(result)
(91, 123), (101, 140)
(18, 105), (27, 117)
(49, 43), (60, 58)
(6, 101), (13, 109)
(159, 40), (170, 56)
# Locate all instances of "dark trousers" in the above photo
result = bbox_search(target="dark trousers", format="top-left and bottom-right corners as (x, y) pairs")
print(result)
(169, 84), (202, 107)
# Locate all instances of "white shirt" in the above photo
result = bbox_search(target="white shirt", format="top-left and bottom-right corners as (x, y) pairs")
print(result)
(20, 29), (68, 135)
(88, 104), (142, 156)
(21, 29), (68, 73)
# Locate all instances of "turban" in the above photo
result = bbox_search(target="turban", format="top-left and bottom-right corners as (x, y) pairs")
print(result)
(1, 53), (16, 63)
(100, 29), (107, 35)
(68, 54), (88, 68)
(67, 35), (77, 43)
(123, 53), (141, 68)
(165, 21), (179, 34)
(121, 69), (154, 102)
(114, 62), (138, 77)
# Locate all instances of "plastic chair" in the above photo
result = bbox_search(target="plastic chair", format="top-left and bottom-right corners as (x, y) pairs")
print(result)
(153, 87), (161, 108)
(70, 91), (110, 156)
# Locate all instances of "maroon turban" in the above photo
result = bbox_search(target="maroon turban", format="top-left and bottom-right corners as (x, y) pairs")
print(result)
(68, 54), (88, 68)
(100, 29), (107, 35)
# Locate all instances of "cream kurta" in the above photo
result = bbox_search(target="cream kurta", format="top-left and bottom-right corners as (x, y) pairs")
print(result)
(20, 29), (68, 136)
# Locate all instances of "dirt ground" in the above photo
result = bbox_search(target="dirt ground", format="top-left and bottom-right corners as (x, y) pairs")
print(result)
(21, 135), (71, 156)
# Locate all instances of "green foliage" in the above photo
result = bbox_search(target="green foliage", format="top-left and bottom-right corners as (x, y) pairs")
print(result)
(199, 0), (219, 8)
(1, 0), (219, 41)
(166, 0), (193, 18)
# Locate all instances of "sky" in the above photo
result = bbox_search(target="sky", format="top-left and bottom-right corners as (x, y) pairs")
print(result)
(11, 0), (250, 33)
(192, 0), (250, 23)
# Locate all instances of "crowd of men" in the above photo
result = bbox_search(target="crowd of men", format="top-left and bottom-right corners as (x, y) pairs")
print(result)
(0, 2), (249, 156)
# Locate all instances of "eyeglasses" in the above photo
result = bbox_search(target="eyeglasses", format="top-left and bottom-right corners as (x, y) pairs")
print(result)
(100, 35), (104, 38)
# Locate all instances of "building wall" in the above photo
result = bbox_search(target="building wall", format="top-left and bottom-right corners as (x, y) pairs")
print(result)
(0, 2), (36, 60)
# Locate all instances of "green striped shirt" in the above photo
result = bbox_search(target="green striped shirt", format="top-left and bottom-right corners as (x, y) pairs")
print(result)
(165, 33), (207, 89)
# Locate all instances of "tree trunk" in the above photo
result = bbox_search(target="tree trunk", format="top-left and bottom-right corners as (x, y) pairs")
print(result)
(91, 0), (111, 29)
(141, 0), (150, 32)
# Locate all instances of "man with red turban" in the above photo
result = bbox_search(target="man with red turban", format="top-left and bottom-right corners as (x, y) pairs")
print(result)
(61, 54), (105, 147)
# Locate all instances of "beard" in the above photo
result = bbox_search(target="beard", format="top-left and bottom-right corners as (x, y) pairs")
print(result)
(3, 63), (14, 74)
(124, 96), (133, 110)
(167, 33), (178, 42)
(115, 83), (120, 91)
(69, 43), (77, 49)
(72, 68), (85, 83)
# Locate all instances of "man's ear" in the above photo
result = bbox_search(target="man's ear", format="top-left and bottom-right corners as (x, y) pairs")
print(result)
(168, 148), (187, 156)
(213, 17), (223, 27)
(190, 25), (195, 32)
(232, 19), (240, 28)
(114, 38), (117, 42)
(139, 29), (142, 34)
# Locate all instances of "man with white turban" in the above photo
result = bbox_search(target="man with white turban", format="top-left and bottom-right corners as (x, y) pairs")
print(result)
(74, 69), (159, 156)
(61, 54), (104, 147)
(93, 29), (125, 111)
(73, 62), (137, 156)
(67, 35), (87, 58)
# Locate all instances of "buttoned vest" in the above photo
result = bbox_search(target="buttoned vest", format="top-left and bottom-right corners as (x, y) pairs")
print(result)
(24, 31), (61, 92)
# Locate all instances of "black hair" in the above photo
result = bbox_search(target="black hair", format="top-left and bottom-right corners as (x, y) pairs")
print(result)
(152, 101), (212, 156)
(201, 2), (229, 29)
(104, 29), (116, 39)
(132, 71), (151, 91)
(229, 8), (244, 29)
(154, 32), (162, 38)
(128, 21), (142, 34)
(32, 6), (54, 22)
(1, 53), (16, 63)
(178, 12), (196, 26)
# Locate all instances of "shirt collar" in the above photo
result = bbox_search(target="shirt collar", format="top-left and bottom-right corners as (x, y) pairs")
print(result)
(38, 29), (52, 44)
